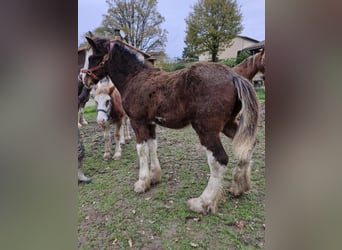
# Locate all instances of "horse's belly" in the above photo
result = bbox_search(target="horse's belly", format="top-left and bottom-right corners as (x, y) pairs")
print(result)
(154, 115), (189, 129)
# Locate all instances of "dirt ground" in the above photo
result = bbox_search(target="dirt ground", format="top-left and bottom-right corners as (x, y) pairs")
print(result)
(78, 101), (265, 249)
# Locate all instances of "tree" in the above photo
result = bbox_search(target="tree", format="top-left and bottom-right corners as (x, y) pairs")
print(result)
(185, 0), (242, 62)
(95, 0), (168, 53)
(182, 41), (199, 60)
(236, 50), (250, 64)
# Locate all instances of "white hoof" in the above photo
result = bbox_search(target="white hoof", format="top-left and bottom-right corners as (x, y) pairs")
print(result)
(103, 152), (111, 160)
(113, 152), (121, 160)
(187, 197), (218, 214)
(187, 197), (206, 214)
(134, 179), (150, 193)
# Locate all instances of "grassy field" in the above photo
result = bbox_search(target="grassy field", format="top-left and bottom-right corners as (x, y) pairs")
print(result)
(79, 97), (265, 249)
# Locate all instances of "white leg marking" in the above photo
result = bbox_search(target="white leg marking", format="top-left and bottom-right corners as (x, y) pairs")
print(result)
(78, 169), (91, 183)
(230, 160), (251, 195)
(78, 109), (82, 128)
(103, 125), (112, 160)
(119, 123), (125, 144)
(134, 142), (151, 193)
(113, 123), (122, 160)
(123, 117), (132, 141)
(148, 139), (161, 184)
(187, 150), (226, 214)
(79, 107), (88, 125)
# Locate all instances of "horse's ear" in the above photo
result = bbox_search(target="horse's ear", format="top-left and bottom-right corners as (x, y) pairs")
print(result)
(86, 36), (96, 49)
(260, 48), (265, 55)
(109, 85), (115, 95)
(88, 31), (94, 37)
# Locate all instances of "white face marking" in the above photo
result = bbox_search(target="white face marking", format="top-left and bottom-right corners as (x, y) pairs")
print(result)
(94, 93), (111, 125)
(126, 46), (145, 64)
(79, 47), (93, 83)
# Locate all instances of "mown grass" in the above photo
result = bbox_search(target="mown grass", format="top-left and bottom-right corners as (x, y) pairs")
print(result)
(79, 98), (265, 249)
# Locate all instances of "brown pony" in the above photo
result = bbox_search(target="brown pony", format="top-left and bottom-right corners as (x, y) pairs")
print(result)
(80, 36), (259, 214)
(233, 49), (265, 82)
(93, 80), (129, 160)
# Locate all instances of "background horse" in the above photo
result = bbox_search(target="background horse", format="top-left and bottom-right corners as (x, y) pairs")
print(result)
(93, 80), (130, 160)
(233, 49), (265, 83)
(78, 128), (91, 183)
(81, 36), (259, 214)
(78, 47), (94, 128)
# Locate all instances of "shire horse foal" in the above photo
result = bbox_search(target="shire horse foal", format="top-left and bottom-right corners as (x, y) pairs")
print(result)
(80, 36), (259, 214)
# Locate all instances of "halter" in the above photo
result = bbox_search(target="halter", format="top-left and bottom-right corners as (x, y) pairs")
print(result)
(80, 57), (107, 81)
(96, 108), (111, 120)
(80, 42), (113, 81)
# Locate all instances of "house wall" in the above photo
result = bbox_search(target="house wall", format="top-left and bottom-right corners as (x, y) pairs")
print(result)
(198, 36), (258, 61)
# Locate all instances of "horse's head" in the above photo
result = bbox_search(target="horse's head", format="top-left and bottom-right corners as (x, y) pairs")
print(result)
(256, 49), (265, 80)
(80, 34), (111, 88)
(94, 83), (115, 127)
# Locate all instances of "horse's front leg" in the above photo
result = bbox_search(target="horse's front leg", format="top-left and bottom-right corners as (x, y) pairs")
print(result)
(135, 140), (150, 193)
(103, 125), (112, 160)
(130, 121), (153, 193)
(113, 121), (123, 160)
(124, 116), (132, 141)
(79, 107), (88, 126)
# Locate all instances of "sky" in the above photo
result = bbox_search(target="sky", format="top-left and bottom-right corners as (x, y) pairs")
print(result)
(78, 0), (265, 59)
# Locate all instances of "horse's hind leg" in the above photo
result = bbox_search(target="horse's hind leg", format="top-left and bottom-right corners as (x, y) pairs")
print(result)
(119, 121), (125, 144)
(123, 116), (132, 141)
(222, 119), (238, 139)
(223, 120), (252, 195)
(230, 158), (251, 196)
(187, 129), (227, 214)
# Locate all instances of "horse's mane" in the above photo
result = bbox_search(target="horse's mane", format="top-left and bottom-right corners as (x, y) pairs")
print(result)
(111, 39), (151, 58)
(94, 80), (114, 95)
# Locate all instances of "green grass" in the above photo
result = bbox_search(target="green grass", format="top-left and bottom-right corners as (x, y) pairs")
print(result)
(83, 105), (97, 120)
(255, 87), (265, 101)
(79, 99), (265, 249)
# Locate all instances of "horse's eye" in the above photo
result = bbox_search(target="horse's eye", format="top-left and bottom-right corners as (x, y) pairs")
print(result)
(106, 100), (110, 107)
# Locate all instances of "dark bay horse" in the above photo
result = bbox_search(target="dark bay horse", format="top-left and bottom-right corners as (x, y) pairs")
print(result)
(233, 49), (265, 82)
(80, 36), (259, 214)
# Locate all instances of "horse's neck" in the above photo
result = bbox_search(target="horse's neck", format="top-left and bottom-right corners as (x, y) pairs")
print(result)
(234, 59), (258, 81)
(107, 55), (148, 94)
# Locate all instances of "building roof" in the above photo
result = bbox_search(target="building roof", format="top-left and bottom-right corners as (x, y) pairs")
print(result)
(77, 39), (151, 59)
(236, 35), (260, 43)
(240, 40), (265, 52)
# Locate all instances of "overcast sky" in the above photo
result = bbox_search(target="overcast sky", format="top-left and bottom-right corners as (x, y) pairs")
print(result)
(78, 0), (265, 59)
